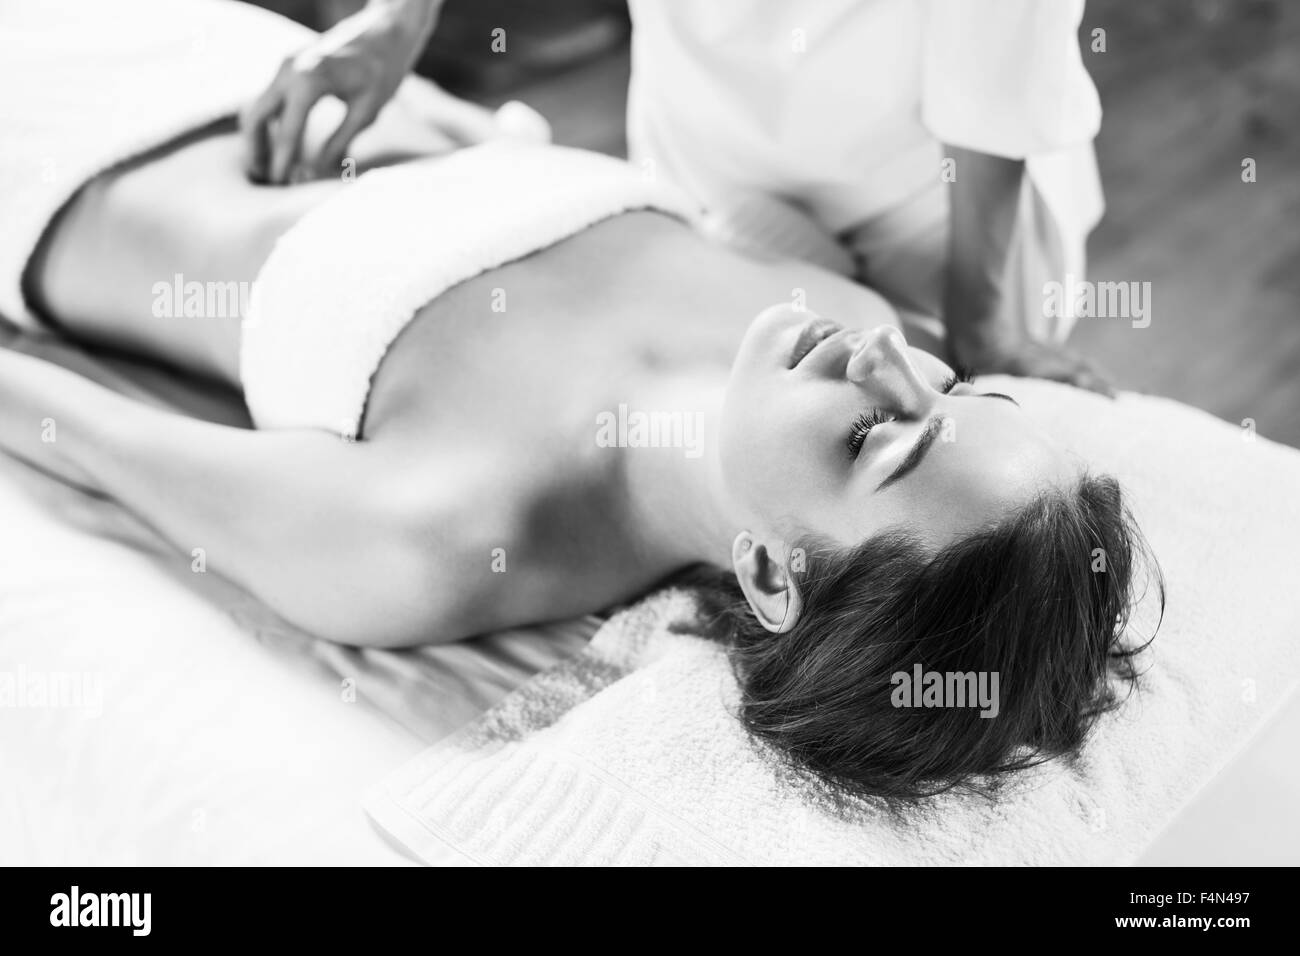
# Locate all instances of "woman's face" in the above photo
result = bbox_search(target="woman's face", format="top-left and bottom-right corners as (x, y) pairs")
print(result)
(719, 304), (1079, 551)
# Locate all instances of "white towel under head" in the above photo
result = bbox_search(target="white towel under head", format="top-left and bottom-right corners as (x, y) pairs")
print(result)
(241, 143), (698, 437)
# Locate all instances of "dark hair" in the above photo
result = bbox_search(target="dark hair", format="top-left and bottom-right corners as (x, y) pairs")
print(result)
(687, 473), (1162, 803)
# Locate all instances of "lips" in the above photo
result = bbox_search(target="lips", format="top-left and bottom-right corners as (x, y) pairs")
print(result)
(788, 317), (843, 368)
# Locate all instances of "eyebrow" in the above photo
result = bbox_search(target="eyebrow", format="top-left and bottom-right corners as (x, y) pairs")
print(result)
(873, 392), (1018, 491)
(981, 392), (1019, 406)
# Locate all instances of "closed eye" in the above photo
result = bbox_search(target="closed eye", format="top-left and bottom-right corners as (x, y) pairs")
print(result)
(942, 368), (1018, 406)
(940, 366), (976, 394)
(846, 408), (893, 457)
(846, 367), (976, 459)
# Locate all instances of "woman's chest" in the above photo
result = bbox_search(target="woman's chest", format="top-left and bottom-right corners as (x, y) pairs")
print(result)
(362, 215), (751, 434)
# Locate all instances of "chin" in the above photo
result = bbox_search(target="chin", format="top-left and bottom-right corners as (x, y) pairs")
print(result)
(731, 303), (812, 379)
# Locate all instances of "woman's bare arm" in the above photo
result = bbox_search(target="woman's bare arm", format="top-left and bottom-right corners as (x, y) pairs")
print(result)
(0, 345), (458, 646)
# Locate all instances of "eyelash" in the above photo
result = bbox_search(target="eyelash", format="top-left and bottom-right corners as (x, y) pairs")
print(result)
(941, 366), (975, 393)
(845, 367), (975, 457)
(846, 408), (894, 456)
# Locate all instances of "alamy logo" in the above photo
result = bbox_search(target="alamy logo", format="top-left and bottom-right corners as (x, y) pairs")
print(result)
(50, 886), (151, 936)
(152, 273), (252, 319)
(890, 665), (1000, 718)
(595, 404), (704, 458)
(1042, 274), (1152, 328)
(0, 667), (101, 716)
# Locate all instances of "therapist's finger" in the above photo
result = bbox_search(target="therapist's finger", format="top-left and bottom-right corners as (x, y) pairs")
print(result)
(1079, 368), (1118, 399)
(1055, 358), (1116, 398)
(268, 83), (320, 185)
(315, 95), (381, 179)
(240, 84), (284, 183)
(1063, 353), (1116, 398)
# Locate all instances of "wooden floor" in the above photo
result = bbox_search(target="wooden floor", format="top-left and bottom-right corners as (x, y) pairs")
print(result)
(1074, 0), (1300, 449)
(480, 0), (1300, 448)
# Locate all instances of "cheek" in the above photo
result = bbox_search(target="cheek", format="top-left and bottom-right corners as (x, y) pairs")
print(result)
(721, 389), (844, 514)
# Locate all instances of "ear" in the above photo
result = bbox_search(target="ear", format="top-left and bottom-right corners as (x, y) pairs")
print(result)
(731, 531), (804, 634)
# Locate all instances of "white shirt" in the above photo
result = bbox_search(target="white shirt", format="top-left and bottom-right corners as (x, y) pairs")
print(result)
(626, 0), (1103, 239)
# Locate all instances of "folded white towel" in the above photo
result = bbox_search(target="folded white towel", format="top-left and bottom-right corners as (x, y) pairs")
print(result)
(365, 378), (1300, 865)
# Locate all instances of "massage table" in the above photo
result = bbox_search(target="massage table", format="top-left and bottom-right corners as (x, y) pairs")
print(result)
(1, 333), (1297, 865)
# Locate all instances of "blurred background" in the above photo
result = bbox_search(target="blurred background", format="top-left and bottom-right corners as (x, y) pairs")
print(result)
(252, 0), (1300, 447)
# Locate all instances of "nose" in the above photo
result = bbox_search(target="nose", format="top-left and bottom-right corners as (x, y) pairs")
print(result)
(845, 325), (932, 414)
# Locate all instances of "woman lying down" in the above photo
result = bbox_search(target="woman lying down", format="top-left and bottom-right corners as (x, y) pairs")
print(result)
(0, 0), (1158, 802)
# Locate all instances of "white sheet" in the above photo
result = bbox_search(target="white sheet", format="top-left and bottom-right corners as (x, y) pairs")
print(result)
(0, 388), (594, 865)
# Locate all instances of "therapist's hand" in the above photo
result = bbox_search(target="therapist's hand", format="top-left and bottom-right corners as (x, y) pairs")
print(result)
(941, 145), (1114, 397)
(948, 333), (1116, 397)
(241, 0), (441, 184)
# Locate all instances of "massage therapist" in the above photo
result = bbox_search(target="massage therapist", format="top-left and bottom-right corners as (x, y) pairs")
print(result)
(241, 0), (1112, 393)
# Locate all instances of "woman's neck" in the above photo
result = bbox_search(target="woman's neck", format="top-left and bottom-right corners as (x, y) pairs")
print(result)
(616, 370), (737, 572)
